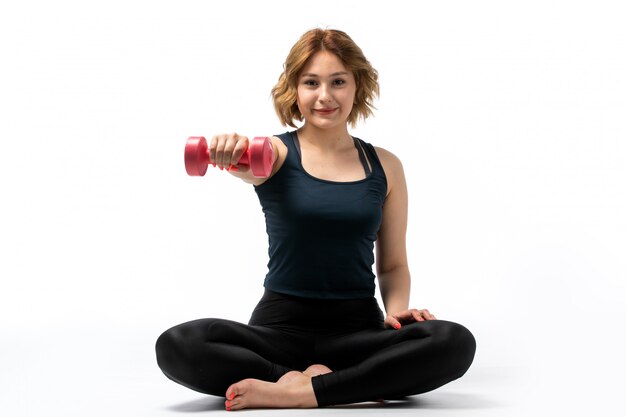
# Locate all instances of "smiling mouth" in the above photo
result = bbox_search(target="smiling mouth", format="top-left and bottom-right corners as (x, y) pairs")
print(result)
(314, 108), (338, 114)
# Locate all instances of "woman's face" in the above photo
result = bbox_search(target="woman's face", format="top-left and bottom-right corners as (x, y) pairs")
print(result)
(296, 51), (356, 130)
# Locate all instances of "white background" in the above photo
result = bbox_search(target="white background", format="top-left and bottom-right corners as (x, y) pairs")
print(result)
(1, 1), (625, 416)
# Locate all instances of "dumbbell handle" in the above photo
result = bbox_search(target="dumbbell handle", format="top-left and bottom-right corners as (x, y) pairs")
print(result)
(184, 136), (274, 178)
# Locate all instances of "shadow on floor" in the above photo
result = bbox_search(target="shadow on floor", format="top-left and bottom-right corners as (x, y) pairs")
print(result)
(166, 392), (502, 413)
(167, 396), (225, 412)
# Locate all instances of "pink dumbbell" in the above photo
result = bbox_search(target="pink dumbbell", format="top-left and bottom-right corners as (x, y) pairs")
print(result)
(184, 136), (274, 178)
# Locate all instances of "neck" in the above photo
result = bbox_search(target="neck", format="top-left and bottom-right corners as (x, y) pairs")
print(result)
(297, 123), (352, 151)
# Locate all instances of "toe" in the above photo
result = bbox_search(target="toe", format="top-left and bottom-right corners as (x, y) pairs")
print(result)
(225, 386), (236, 401)
(229, 396), (247, 411)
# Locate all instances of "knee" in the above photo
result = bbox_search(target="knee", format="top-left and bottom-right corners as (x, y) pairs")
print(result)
(154, 319), (230, 375)
(437, 321), (476, 378)
(155, 326), (183, 376)
(155, 320), (203, 376)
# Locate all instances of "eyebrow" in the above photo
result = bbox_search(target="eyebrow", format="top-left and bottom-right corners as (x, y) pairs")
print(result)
(300, 71), (349, 78)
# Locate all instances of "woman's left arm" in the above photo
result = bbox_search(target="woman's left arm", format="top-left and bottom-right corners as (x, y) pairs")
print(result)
(375, 147), (436, 329)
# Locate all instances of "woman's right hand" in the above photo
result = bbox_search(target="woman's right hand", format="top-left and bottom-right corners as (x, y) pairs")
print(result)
(209, 132), (251, 173)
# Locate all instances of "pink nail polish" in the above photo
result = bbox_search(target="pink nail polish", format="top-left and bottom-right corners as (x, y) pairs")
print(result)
(393, 323), (401, 329)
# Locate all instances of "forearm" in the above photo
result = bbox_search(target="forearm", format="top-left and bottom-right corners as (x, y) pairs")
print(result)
(227, 168), (265, 185)
(378, 266), (411, 316)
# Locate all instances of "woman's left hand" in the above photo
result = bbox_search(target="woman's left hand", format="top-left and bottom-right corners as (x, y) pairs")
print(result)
(385, 308), (437, 330)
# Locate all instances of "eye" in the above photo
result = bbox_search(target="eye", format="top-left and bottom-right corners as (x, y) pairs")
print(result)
(303, 79), (318, 86)
(333, 79), (346, 86)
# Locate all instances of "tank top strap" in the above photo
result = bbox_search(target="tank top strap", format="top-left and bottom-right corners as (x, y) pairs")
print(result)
(355, 138), (385, 180)
(353, 137), (372, 177)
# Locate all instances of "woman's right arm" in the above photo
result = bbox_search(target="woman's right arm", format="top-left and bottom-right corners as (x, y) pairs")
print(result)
(209, 133), (286, 186)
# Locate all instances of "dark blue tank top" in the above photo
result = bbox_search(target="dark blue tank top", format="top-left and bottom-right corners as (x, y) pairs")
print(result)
(254, 131), (388, 299)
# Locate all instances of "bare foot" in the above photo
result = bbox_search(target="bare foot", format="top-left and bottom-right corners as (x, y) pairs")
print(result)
(224, 371), (317, 411)
(303, 364), (333, 377)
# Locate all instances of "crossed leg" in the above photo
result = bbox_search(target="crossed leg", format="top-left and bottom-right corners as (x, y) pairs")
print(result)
(156, 318), (475, 410)
(311, 320), (477, 406)
(155, 318), (304, 396)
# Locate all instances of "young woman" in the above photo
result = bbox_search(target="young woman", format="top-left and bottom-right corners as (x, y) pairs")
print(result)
(156, 28), (476, 411)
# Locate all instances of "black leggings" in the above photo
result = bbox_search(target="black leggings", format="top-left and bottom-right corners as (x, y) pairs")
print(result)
(155, 290), (476, 407)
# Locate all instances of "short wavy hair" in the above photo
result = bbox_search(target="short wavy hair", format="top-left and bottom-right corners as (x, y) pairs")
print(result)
(271, 29), (379, 128)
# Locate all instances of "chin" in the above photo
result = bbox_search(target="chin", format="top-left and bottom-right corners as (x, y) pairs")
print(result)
(310, 121), (343, 130)
(309, 116), (347, 128)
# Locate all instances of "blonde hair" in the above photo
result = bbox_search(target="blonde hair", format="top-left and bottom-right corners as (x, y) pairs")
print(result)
(271, 29), (379, 128)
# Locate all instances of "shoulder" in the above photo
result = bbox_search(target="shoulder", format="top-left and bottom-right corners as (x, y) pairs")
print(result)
(374, 146), (406, 196)
(373, 146), (403, 170)
(245, 135), (289, 187)
(272, 134), (289, 163)
(266, 135), (289, 179)
(271, 135), (289, 157)
(373, 146), (405, 196)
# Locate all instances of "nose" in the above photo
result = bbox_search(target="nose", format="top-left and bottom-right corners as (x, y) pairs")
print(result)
(318, 83), (332, 103)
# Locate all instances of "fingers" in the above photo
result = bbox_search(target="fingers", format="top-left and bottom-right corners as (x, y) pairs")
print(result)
(387, 309), (437, 329)
(209, 133), (249, 170)
(411, 309), (425, 322)
(384, 316), (402, 330)
(421, 309), (436, 320)
(411, 308), (436, 321)
(384, 315), (402, 330)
